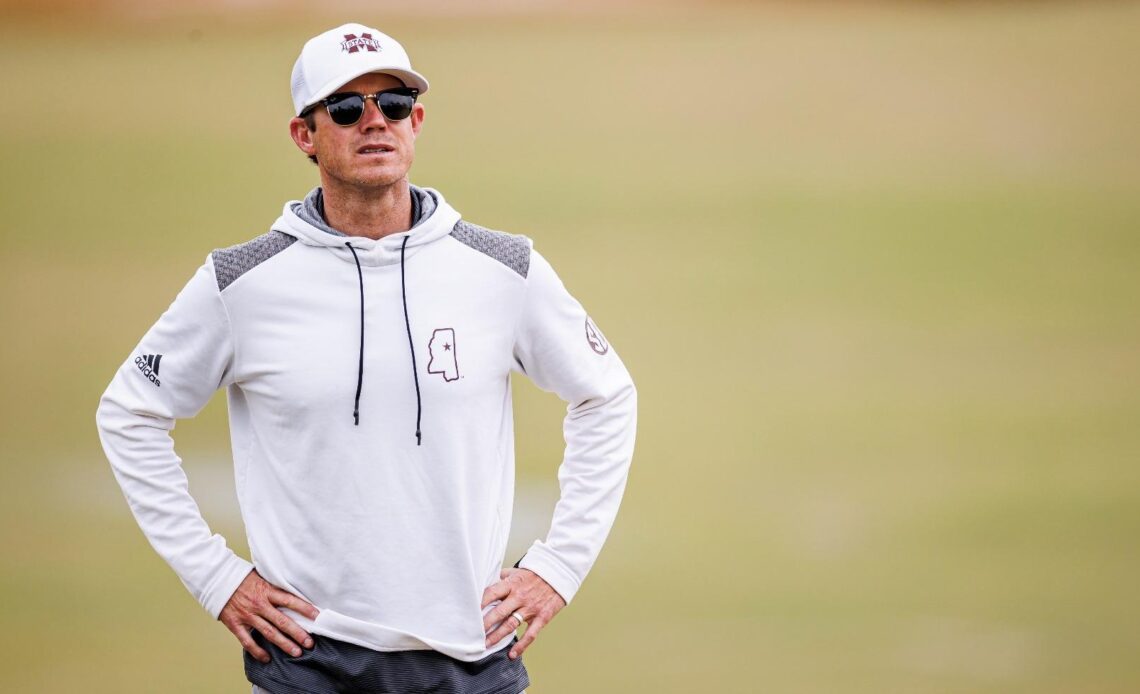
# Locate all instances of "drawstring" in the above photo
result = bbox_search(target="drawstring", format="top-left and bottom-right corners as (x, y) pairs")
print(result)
(343, 237), (423, 446)
(345, 243), (365, 426)
(401, 236), (423, 446)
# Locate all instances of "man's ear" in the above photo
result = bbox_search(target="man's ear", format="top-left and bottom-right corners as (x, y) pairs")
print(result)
(289, 117), (317, 157)
(410, 103), (425, 139)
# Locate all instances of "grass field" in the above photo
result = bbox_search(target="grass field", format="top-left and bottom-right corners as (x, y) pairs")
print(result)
(1, 2), (1138, 692)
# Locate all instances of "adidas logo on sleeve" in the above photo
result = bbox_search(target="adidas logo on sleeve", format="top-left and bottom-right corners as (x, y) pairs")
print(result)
(134, 354), (162, 387)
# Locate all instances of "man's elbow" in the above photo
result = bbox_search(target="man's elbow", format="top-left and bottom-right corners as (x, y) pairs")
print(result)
(567, 375), (636, 420)
(94, 387), (118, 439)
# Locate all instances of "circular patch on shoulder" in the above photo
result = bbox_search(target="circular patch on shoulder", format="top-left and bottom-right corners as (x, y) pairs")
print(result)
(585, 316), (609, 355)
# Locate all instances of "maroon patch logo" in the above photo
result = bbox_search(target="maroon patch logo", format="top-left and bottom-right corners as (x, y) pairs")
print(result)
(341, 33), (382, 53)
(585, 317), (609, 355)
(427, 328), (459, 382)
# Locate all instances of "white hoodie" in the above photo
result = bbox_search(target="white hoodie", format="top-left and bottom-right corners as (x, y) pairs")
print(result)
(95, 188), (637, 661)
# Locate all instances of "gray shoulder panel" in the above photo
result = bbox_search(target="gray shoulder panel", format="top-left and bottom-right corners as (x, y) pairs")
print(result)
(211, 231), (297, 292)
(449, 220), (531, 278)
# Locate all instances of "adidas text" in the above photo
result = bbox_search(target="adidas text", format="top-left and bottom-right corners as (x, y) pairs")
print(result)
(135, 354), (162, 387)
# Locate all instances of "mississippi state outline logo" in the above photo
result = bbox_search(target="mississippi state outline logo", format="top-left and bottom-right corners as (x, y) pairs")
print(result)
(341, 33), (382, 53)
(585, 317), (609, 355)
(427, 328), (460, 382)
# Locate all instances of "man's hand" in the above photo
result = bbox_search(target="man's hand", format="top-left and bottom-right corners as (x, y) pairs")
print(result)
(219, 569), (320, 664)
(481, 567), (567, 660)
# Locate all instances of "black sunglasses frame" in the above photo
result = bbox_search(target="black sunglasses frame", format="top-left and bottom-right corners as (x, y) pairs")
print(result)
(301, 87), (420, 126)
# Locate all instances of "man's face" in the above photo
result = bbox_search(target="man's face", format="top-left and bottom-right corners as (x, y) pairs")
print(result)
(289, 72), (425, 190)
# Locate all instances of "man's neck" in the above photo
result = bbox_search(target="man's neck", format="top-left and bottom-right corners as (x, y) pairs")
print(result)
(320, 177), (414, 240)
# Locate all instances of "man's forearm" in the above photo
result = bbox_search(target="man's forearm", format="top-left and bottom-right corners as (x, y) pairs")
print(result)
(97, 385), (254, 617)
(517, 377), (638, 604)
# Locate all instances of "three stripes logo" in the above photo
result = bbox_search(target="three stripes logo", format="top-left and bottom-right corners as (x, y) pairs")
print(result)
(135, 354), (162, 387)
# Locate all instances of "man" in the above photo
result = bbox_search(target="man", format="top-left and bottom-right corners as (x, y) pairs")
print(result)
(95, 22), (637, 694)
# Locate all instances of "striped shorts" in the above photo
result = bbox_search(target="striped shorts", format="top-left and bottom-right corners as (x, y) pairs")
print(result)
(254, 689), (526, 693)
(245, 629), (528, 694)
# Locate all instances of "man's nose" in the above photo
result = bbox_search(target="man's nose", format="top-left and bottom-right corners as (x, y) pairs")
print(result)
(359, 97), (388, 129)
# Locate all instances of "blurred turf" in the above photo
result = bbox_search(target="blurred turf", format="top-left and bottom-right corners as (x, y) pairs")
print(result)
(1, 2), (1138, 692)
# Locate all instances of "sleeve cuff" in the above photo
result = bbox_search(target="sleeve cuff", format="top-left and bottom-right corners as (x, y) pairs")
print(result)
(199, 554), (255, 619)
(517, 543), (582, 605)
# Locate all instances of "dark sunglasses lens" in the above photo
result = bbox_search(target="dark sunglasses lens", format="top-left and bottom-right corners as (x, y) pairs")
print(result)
(327, 95), (365, 125)
(377, 92), (415, 121)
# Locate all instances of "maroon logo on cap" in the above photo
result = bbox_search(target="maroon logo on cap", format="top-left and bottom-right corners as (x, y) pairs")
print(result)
(585, 317), (609, 355)
(341, 33), (382, 53)
(427, 328), (460, 382)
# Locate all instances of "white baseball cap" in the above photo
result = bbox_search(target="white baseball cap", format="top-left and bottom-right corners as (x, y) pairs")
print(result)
(290, 23), (430, 116)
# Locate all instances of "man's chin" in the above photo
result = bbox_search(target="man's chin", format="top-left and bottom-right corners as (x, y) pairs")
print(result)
(347, 171), (408, 190)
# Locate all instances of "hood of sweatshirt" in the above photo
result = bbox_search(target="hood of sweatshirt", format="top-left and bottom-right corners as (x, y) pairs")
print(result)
(267, 184), (461, 437)
(271, 185), (461, 266)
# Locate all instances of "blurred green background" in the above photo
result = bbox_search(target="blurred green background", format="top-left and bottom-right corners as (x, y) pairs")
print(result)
(2, 1), (1138, 692)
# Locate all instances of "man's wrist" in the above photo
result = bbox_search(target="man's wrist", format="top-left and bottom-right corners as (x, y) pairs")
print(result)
(516, 547), (579, 605)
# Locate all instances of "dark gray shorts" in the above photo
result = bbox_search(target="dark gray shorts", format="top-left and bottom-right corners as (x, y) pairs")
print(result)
(244, 630), (529, 694)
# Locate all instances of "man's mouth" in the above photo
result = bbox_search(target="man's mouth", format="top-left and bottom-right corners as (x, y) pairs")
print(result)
(358, 145), (394, 155)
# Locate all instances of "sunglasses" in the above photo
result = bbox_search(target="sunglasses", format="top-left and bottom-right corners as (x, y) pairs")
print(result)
(301, 87), (419, 126)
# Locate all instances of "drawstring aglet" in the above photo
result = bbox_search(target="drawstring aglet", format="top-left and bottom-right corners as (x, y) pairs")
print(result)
(416, 430), (422, 446)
